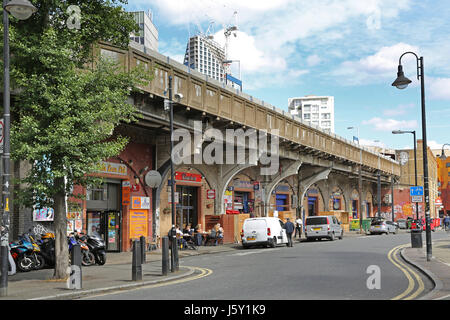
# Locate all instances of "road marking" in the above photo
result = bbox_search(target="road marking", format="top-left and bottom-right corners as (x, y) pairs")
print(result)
(389, 244), (425, 300)
(82, 266), (213, 299)
(229, 249), (277, 256)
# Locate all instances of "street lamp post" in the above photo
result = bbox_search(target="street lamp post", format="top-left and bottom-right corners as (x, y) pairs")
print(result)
(439, 144), (450, 161)
(347, 126), (363, 232)
(392, 130), (419, 220)
(392, 51), (432, 261)
(0, 0), (37, 297)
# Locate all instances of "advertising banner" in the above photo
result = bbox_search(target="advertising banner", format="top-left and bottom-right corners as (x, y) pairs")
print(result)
(129, 209), (149, 239)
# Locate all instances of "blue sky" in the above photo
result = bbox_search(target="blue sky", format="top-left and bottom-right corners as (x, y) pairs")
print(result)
(125, 0), (450, 151)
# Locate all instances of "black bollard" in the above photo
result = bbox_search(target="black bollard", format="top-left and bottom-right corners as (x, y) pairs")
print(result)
(140, 236), (146, 264)
(162, 236), (169, 276)
(68, 244), (82, 289)
(132, 240), (142, 281)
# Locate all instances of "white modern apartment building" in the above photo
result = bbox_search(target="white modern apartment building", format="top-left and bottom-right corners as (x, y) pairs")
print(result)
(130, 10), (159, 53)
(288, 95), (335, 134)
(183, 35), (225, 82)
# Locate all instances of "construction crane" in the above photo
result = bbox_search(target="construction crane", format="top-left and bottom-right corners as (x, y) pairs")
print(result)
(223, 11), (238, 75)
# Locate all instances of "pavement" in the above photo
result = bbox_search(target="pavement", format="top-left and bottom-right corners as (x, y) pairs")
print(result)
(0, 229), (449, 300)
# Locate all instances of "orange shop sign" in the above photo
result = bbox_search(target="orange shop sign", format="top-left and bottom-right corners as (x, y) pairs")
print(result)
(129, 209), (148, 239)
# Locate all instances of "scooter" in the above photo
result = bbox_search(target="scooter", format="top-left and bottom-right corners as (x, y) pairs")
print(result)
(85, 234), (107, 265)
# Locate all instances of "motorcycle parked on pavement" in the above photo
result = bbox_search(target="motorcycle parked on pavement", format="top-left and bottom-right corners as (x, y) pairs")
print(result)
(84, 234), (107, 265)
(36, 232), (56, 268)
(9, 232), (44, 272)
(68, 233), (95, 266)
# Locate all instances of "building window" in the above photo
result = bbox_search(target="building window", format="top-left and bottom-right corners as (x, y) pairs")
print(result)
(446, 163), (450, 168)
(321, 113), (331, 119)
(86, 184), (107, 201)
(304, 113), (311, 120)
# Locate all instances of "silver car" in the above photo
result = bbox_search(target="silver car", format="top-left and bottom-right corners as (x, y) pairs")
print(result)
(369, 220), (398, 235)
(305, 215), (343, 241)
(397, 219), (407, 229)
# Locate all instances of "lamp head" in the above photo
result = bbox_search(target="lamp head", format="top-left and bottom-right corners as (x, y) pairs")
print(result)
(4, 0), (37, 20)
(392, 130), (404, 135)
(441, 150), (447, 161)
(392, 65), (412, 90)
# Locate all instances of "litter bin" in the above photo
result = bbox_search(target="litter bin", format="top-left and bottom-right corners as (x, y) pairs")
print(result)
(410, 229), (423, 248)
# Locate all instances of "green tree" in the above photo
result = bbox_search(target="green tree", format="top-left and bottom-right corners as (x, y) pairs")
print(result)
(2, 0), (151, 279)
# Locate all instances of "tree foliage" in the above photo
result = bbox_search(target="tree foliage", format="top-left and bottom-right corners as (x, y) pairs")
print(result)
(1, 0), (151, 278)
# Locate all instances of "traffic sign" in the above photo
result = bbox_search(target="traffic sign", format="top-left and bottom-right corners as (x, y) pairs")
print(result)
(412, 195), (423, 203)
(410, 186), (424, 196)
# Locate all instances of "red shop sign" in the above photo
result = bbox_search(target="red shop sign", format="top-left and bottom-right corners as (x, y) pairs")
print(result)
(206, 189), (216, 199)
(175, 171), (202, 183)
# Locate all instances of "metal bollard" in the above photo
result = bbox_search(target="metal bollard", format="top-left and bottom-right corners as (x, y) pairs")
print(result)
(68, 244), (82, 289)
(132, 240), (142, 281)
(162, 236), (169, 276)
(140, 236), (146, 264)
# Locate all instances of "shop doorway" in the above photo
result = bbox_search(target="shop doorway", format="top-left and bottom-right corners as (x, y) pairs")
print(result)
(352, 200), (358, 219)
(176, 185), (198, 228)
(234, 192), (252, 213)
(86, 211), (121, 252)
(86, 181), (121, 252)
(366, 202), (371, 218)
(308, 197), (317, 216)
(276, 194), (288, 212)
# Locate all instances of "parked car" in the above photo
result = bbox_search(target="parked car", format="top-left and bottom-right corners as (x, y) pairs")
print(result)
(304, 215), (343, 241)
(397, 219), (407, 229)
(369, 219), (398, 235)
(241, 217), (289, 248)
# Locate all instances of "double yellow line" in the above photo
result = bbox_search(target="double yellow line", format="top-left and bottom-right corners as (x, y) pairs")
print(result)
(388, 244), (425, 300)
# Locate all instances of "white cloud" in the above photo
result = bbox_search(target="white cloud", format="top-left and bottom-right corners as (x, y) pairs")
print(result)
(332, 43), (420, 85)
(428, 77), (450, 101)
(146, 0), (412, 87)
(360, 139), (386, 148)
(427, 140), (443, 150)
(362, 117), (417, 131)
(382, 103), (414, 117)
(306, 55), (322, 67)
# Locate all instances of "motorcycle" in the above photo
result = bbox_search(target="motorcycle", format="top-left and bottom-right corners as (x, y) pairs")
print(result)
(68, 233), (95, 267)
(85, 234), (107, 265)
(9, 233), (43, 272)
(36, 232), (56, 268)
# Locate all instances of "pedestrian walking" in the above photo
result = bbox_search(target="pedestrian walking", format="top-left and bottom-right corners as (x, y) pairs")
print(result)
(444, 215), (450, 231)
(294, 217), (303, 239)
(284, 218), (295, 247)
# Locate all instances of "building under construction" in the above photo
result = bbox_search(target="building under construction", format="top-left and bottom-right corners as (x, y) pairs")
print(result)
(183, 34), (226, 82)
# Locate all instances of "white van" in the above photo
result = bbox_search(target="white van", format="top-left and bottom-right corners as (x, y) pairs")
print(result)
(241, 217), (289, 248)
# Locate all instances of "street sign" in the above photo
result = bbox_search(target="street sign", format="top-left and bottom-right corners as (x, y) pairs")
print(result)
(410, 186), (424, 197)
(412, 195), (423, 203)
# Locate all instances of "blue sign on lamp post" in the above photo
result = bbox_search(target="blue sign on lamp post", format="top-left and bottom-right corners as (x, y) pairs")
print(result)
(410, 186), (424, 197)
